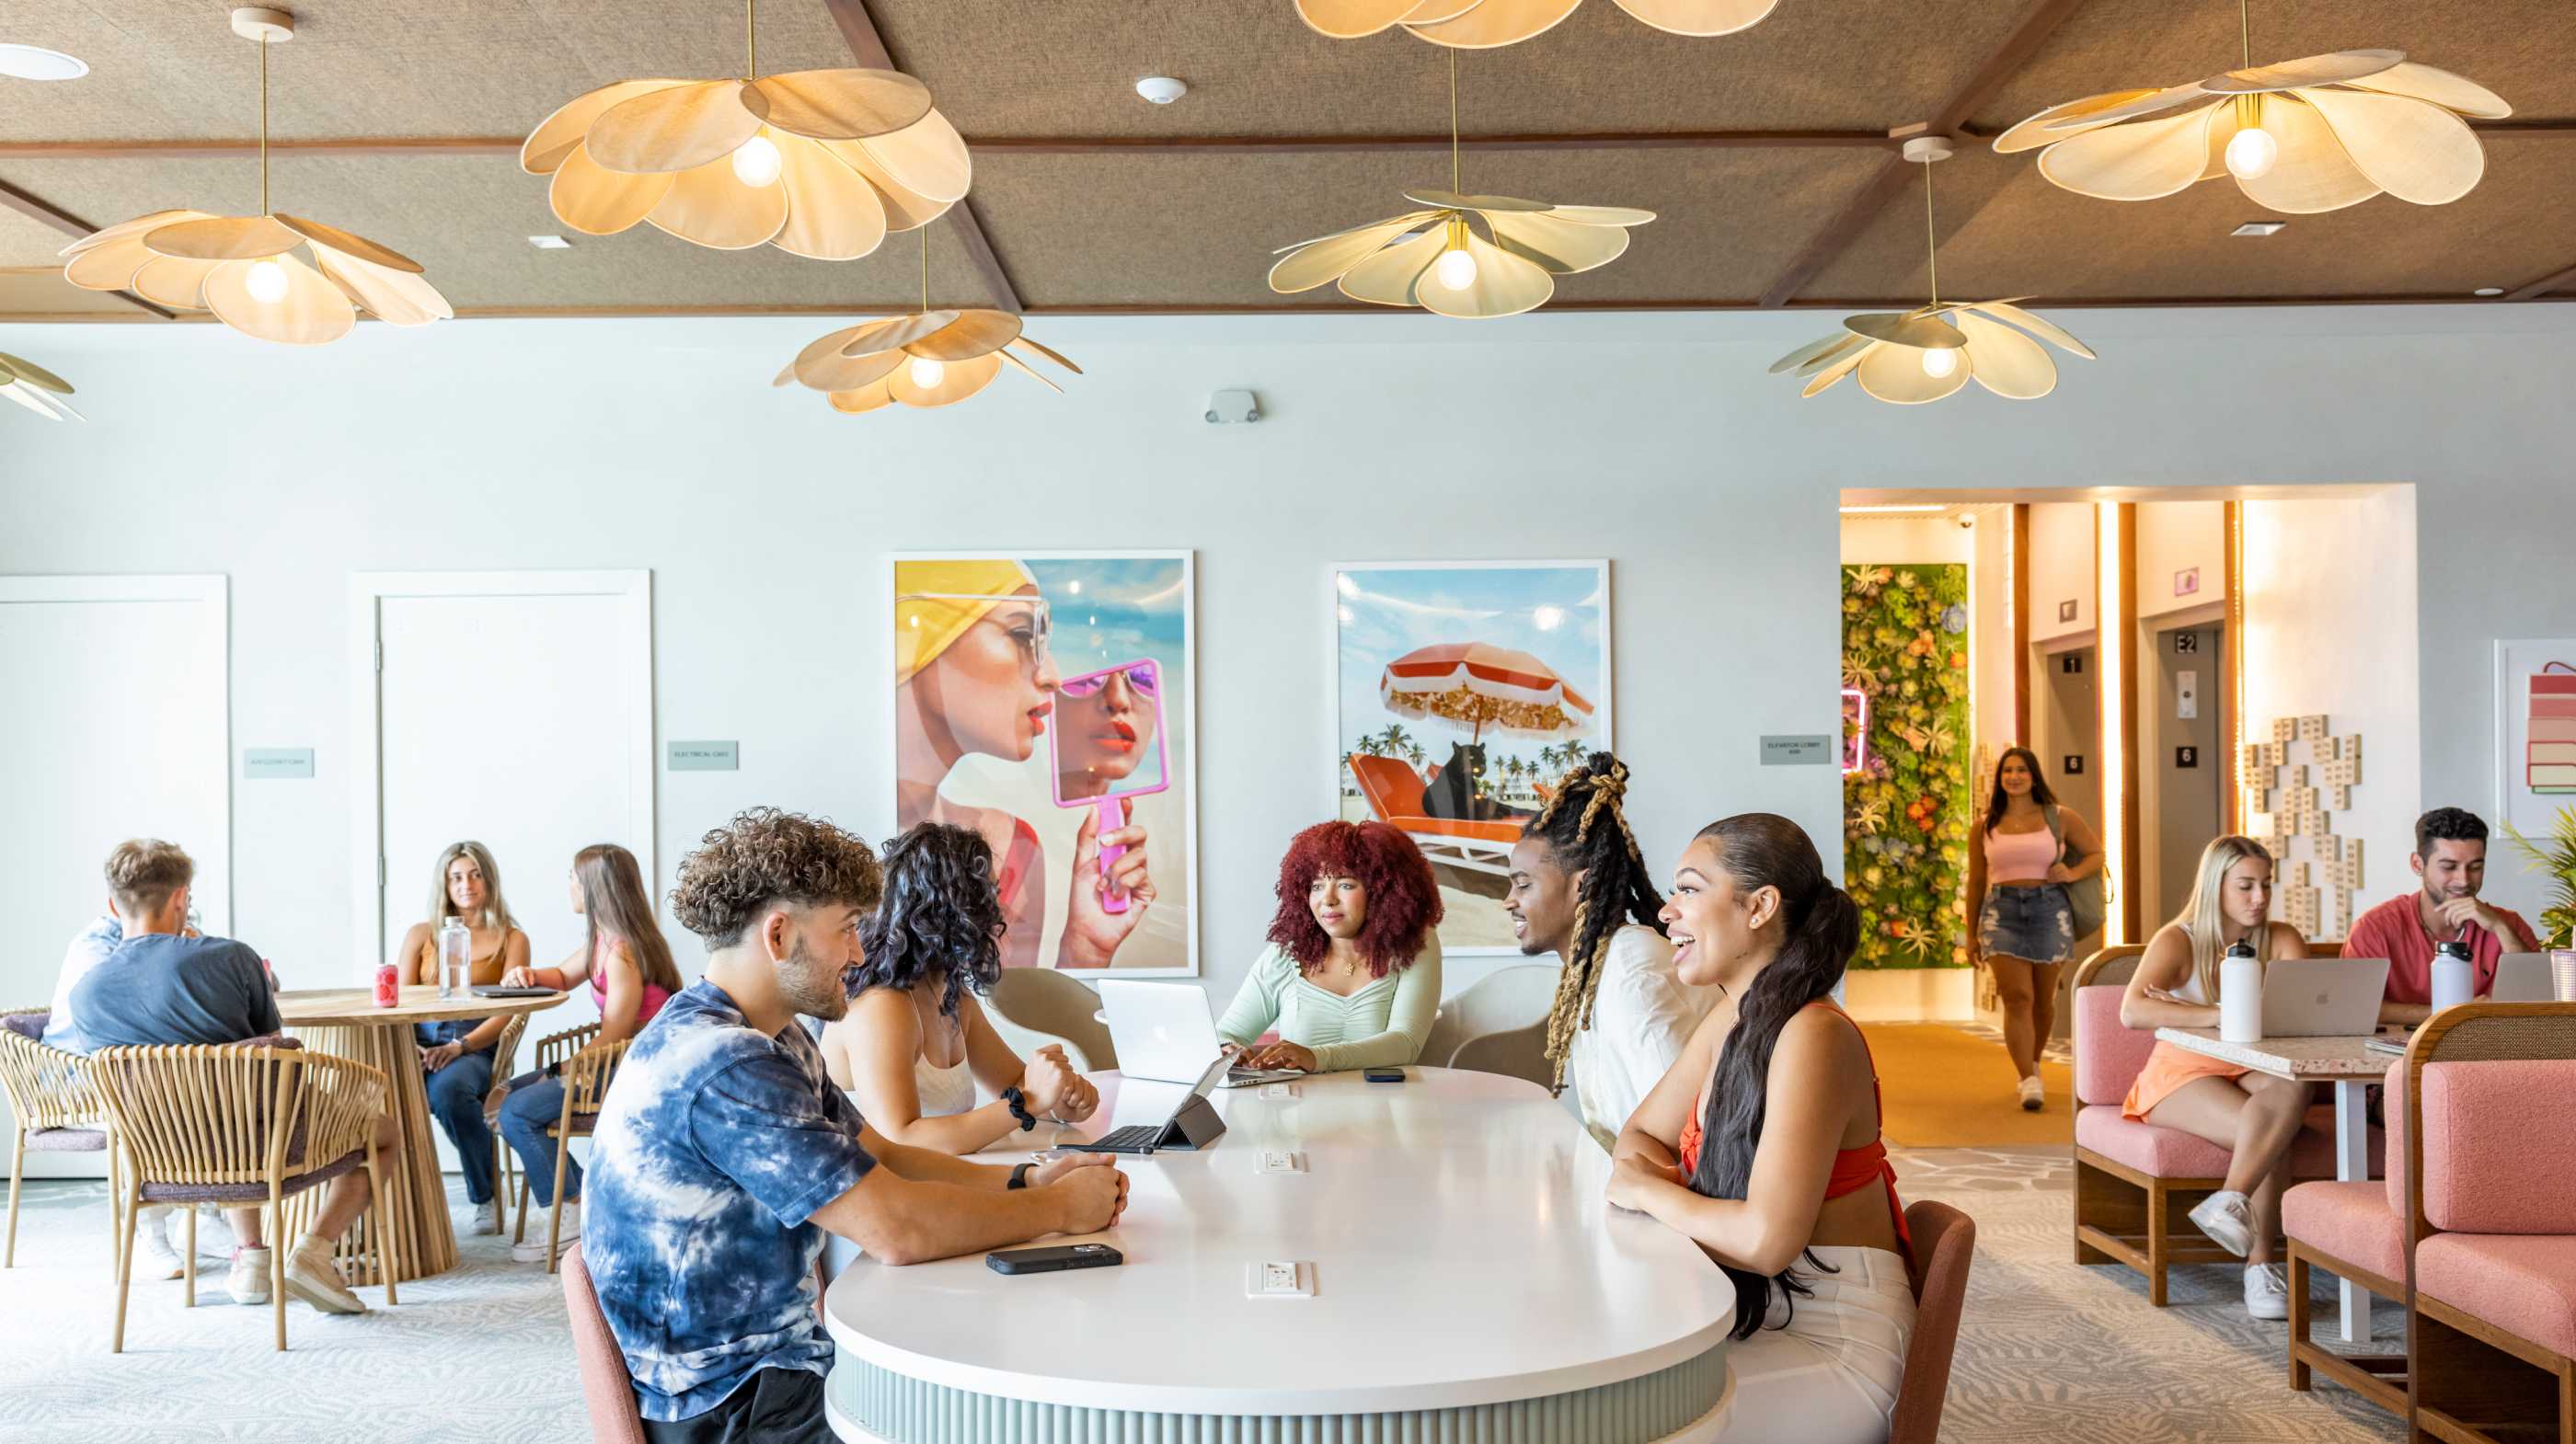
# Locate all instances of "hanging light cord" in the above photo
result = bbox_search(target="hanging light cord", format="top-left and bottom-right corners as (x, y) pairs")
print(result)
(1448, 48), (1460, 194)
(1923, 161), (1938, 309)
(920, 223), (929, 314)
(257, 34), (270, 215)
(746, 0), (757, 82)
(2237, 0), (2251, 67)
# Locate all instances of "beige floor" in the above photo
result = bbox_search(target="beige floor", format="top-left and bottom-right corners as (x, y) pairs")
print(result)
(0, 1152), (2403, 1443)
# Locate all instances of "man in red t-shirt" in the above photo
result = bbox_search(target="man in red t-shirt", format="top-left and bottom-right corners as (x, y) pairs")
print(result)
(2343, 807), (2540, 1026)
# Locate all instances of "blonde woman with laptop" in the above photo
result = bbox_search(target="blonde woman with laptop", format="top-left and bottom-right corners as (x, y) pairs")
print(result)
(2116, 835), (2310, 1321)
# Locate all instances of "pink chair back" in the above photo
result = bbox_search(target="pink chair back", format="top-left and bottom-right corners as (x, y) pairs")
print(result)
(2073, 986), (2153, 1106)
(560, 1243), (648, 1444)
(1889, 1199), (1976, 1444)
(2414, 1058), (2576, 1233)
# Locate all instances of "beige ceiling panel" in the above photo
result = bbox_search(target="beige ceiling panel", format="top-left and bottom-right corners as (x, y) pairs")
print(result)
(1797, 137), (2576, 303)
(0, 155), (993, 311)
(0, 266), (144, 316)
(1974, 0), (2572, 133)
(969, 144), (1886, 306)
(0, 205), (79, 267)
(0, 1), (860, 142)
(870, 0), (2029, 137)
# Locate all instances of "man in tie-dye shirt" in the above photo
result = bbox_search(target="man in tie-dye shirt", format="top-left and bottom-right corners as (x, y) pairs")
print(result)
(583, 808), (1129, 1443)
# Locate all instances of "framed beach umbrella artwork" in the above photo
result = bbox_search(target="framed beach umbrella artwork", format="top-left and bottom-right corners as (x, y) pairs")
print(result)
(891, 551), (1199, 976)
(1330, 561), (1613, 957)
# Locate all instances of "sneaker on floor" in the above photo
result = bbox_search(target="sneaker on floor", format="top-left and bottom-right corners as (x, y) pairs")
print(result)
(2244, 1262), (2291, 1321)
(2017, 1075), (2045, 1112)
(136, 1207), (185, 1281)
(467, 1198), (502, 1236)
(191, 1206), (236, 1258)
(227, 1245), (273, 1306)
(283, 1237), (367, 1315)
(510, 1199), (580, 1264)
(2189, 1189), (2255, 1258)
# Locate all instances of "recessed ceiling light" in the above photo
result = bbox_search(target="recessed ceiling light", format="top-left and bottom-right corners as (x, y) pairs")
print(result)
(2231, 222), (2287, 237)
(1134, 75), (1187, 105)
(0, 43), (88, 81)
(2473, 287), (2505, 297)
(527, 235), (572, 250)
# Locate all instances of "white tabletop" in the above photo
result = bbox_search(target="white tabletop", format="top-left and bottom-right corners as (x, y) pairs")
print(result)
(2152, 1026), (2399, 1081)
(823, 1067), (1738, 1416)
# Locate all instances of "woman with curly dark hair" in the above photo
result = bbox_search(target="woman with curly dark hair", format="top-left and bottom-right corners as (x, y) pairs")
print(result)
(819, 823), (1100, 1158)
(1215, 820), (1444, 1074)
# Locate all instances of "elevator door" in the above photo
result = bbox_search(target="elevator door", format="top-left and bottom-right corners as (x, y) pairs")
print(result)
(2150, 624), (2225, 923)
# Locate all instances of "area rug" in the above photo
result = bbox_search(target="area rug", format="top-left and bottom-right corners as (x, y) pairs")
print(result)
(1861, 1022), (2076, 1147)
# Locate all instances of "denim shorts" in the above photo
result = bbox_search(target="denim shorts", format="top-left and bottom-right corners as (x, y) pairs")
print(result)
(1979, 884), (2075, 965)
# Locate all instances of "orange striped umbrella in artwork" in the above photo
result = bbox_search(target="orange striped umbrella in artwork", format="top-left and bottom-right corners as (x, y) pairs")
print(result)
(1378, 642), (1596, 744)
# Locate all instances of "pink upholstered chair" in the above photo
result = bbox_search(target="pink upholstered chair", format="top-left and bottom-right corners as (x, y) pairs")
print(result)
(1889, 1199), (1976, 1444)
(560, 1243), (647, 1444)
(2068, 947), (2378, 1305)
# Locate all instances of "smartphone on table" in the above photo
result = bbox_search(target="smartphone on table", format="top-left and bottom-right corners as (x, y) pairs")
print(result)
(988, 1243), (1124, 1276)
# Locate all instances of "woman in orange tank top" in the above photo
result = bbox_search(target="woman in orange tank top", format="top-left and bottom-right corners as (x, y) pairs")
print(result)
(1611, 814), (1914, 1444)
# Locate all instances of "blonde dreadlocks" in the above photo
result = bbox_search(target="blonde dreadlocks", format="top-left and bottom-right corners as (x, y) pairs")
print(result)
(1530, 752), (1665, 1093)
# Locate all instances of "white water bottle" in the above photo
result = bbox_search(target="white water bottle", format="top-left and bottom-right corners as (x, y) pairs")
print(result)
(437, 916), (469, 1001)
(2219, 941), (2264, 1043)
(2430, 939), (2475, 1014)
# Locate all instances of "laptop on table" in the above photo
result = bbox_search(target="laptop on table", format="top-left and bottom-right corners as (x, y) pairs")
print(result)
(1063, 1054), (1227, 1156)
(2490, 953), (2556, 1003)
(1097, 979), (1300, 1087)
(2258, 957), (2391, 1037)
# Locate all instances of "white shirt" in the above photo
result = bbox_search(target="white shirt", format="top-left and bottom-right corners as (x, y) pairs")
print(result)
(42, 915), (123, 1053)
(1565, 924), (1716, 1147)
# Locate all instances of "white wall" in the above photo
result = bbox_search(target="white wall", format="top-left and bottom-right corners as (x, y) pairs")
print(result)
(2029, 502), (2096, 644)
(2136, 501), (2224, 621)
(5, 304), (2572, 1018)
(2243, 490), (2428, 933)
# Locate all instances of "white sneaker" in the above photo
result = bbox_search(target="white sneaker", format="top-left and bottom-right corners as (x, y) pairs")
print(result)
(136, 1207), (185, 1280)
(191, 1206), (236, 1258)
(2017, 1075), (2045, 1112)
(511, 1199), (580, 1263)
(283, 1236), (367, 1315)
(467, 1198), (502, 1236)
(227, 1245), (272, 1305)
(2189, 1189), (2256, 1258)
(2245, 1262), (2291, 1321)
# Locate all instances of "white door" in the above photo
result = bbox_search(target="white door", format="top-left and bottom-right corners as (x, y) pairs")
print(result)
(0, 575), (229, 1176)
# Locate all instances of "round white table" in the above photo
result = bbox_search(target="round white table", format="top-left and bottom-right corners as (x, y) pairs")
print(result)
(823, 1067), (1739, 1444)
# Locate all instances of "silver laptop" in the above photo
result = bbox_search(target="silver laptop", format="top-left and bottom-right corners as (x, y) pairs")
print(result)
(2491, 953), (2556, 1003)
(1096, 979), (1299, 1087)
(2260, 957), (2392, 1037)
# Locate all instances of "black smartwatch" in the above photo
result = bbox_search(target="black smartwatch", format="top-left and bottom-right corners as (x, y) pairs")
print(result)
(1007, 1163), (1034, 1190)
(1002, 1085), (1037, 1132)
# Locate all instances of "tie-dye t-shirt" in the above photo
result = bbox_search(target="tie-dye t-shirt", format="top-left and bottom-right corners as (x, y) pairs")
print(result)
(583, 980), (878, 1423)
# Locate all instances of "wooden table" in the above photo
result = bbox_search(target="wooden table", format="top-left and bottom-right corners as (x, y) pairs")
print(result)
(276, 986), (568, 1285)
(2154, 1026), (2396, 1345)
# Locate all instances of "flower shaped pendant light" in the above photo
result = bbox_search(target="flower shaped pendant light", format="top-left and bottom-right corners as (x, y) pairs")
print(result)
(522, 0), (968, 259)
(777, 228), (1080, 414)
(61, 9), (451, 344)
(0, 350), (81, 422)
(1297, 0), (1777, 47)
(1268, 52), (1651, 317)
(1770, 138), (2094, 405)
(1995, 0), (2507, 212)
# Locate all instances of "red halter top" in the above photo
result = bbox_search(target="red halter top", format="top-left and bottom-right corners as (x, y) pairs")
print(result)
(1675, 1000), (1911, 1257)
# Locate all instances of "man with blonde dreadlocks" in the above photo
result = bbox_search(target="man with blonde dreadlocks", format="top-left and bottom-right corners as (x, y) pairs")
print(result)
(1502, 752), (1716, 1150)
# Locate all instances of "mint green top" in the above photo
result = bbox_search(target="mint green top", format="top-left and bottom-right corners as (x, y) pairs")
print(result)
(1213, 937), (1443, 1072)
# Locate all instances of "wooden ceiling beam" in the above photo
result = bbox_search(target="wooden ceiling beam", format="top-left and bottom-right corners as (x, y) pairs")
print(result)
(2505, 259), (2576, 301)
(1754, 0), (2096, 308)
(820, 0), (1019, 315)
(0, 179), (174, 319)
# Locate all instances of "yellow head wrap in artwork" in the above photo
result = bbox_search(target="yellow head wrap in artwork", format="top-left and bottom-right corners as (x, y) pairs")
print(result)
(894, 557), (1041, 684)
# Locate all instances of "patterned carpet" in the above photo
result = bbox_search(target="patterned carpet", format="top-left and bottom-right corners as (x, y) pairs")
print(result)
(0, 1154), (2404, 1443)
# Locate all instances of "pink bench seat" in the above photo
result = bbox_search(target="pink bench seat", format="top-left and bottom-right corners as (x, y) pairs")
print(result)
(2076, 1104), (2381, 1181)
(2281, 1180), (2404, 1283)
(2415, 1234), (2576, 1361)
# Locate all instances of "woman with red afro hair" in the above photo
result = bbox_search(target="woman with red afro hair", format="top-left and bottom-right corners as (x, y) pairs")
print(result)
(1215, 820), (1444, 1074)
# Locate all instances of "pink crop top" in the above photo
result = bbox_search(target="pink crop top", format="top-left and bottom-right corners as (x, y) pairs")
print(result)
(1984, 824), (2057, 883)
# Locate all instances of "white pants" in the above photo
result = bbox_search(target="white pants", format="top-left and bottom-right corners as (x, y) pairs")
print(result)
(1720, 1245), (1915, 1444)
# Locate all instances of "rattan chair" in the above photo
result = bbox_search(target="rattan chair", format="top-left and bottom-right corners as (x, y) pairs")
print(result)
(87, 1042), (394, 1352)
(0, 1007), (121, 1272)
(485, 1014), (531, 1206)
(512, 1024), (632, 1274)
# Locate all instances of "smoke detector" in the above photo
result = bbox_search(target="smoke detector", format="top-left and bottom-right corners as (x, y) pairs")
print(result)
(1135, 76), (1187, 106)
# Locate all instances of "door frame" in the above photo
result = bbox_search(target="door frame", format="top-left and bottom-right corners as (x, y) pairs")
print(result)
(348, 570), (654, 976)
(0, 573), (233, 935)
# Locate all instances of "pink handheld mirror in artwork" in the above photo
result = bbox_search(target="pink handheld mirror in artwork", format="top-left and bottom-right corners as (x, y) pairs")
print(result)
(1048, 658), (1171, 915)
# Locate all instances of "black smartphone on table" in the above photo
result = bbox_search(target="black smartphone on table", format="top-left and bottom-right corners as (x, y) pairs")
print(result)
(1363, 1067), (1405, 1083)
(987, 1243), (1123, 1276)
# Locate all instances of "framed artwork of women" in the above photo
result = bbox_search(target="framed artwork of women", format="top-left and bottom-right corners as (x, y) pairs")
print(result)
(891, 552), (1199, 976)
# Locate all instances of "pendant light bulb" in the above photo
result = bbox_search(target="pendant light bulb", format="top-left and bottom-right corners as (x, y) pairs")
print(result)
(908, 356), (946, 389)
(2223, 124), (2278, 180)
(245, 258), (291, 304)
(1433, 245), (1478, 292)
(1919, 346), (1958, 380)
(730, 132), (783, 188)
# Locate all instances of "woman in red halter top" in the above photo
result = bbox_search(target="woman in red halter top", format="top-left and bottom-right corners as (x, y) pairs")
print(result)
(1609, 814), (1916, 1444)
